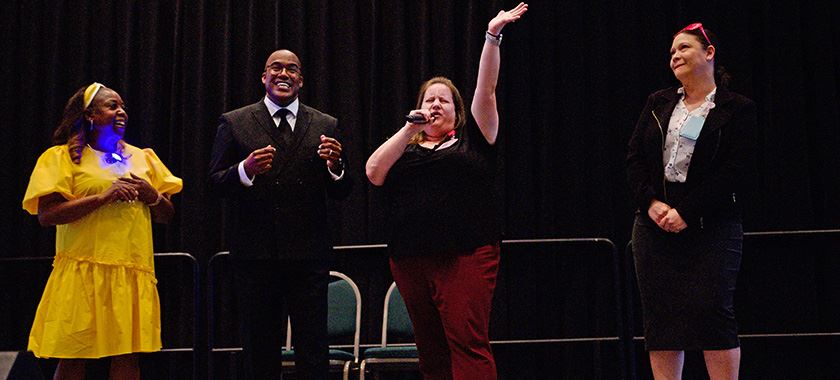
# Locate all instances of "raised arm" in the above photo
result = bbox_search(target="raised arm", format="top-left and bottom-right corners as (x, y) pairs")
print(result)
(471, 2), (528, 145)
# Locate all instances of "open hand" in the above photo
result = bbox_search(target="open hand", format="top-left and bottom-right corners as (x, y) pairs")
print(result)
(488, 2), (528, 35)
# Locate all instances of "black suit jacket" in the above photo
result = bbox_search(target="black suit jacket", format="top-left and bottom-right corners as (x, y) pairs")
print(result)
(626, 87), (757, 227)
(209, 99), (353, 260)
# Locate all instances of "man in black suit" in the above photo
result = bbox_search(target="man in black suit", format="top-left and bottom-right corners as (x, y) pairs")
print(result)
(209, 49), (352, 379)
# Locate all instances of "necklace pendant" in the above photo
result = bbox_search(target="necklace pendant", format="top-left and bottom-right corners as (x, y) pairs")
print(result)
(106, 152), (124, 164)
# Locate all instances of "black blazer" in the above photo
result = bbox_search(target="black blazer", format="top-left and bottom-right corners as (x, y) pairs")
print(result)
(209, 99), (353, 260)
(626, 87), (756, 227)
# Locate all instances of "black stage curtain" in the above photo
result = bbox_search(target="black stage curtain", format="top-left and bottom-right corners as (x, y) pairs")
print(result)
(2, 0), (839, 378)
(4, 0), (840, 260)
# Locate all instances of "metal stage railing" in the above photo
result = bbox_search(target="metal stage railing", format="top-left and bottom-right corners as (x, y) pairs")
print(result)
(622, 229), (840, 379)
(0, 252), (199, 380)
(207, 238), (626, 379)
(4, 229), (839, 379)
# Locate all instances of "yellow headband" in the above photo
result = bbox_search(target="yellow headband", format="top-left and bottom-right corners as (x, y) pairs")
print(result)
(83, 82), (104, 109)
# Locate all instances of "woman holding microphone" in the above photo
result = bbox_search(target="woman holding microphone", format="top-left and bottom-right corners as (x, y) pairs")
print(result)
(366, 3), (528, 379)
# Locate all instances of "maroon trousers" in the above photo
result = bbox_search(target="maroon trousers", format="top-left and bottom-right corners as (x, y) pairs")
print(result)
(389, 244), (501, 380)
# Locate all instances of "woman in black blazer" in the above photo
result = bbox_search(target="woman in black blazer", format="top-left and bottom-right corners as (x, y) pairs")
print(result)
(626, 23), (756, 380)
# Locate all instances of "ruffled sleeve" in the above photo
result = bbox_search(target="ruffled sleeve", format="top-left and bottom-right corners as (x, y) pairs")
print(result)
(22, 146), (76, 215)
(142, 148), (183, 196)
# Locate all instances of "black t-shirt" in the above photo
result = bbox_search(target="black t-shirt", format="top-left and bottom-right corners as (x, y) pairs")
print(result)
(384, 119), (500, 256)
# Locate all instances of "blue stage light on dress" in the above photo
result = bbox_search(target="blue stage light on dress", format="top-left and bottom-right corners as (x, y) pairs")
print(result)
(102, 151), (126, 165)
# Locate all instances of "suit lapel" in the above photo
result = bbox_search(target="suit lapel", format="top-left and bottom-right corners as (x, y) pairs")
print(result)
(290, 104), (312, 152)
(250, 100), (284, 147)
(261, 101), (313, 176)
(248, 99), (298, 178)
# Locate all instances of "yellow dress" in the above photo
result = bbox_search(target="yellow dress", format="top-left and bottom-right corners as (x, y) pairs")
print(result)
(22, 143), (183, 359)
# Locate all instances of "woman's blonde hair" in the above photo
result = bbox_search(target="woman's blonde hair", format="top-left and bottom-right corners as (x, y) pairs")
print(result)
(408, 76), (466, 145)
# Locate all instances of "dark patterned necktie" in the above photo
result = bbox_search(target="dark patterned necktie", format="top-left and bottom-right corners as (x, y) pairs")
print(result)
(274, 108), (293, 147)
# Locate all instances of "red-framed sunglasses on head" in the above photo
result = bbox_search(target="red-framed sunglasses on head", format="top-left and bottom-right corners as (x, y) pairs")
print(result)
(675, 22), (711, 45)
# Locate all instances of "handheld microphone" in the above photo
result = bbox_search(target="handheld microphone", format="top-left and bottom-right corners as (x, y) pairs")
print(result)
(405, 114), (430, 124)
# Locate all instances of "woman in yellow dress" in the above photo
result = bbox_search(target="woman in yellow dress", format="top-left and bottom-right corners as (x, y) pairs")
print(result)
(22, 83), (182, 379)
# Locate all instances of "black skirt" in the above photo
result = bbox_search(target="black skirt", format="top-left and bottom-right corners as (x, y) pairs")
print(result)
(631, 212), (743, 351)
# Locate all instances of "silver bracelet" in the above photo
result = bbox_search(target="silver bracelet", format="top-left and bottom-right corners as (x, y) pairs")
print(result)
(485, 31), (502, 46)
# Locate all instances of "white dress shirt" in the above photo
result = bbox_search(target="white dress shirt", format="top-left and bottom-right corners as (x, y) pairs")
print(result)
(663, 87), (716, 183)
(238, 97), (343, 186)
